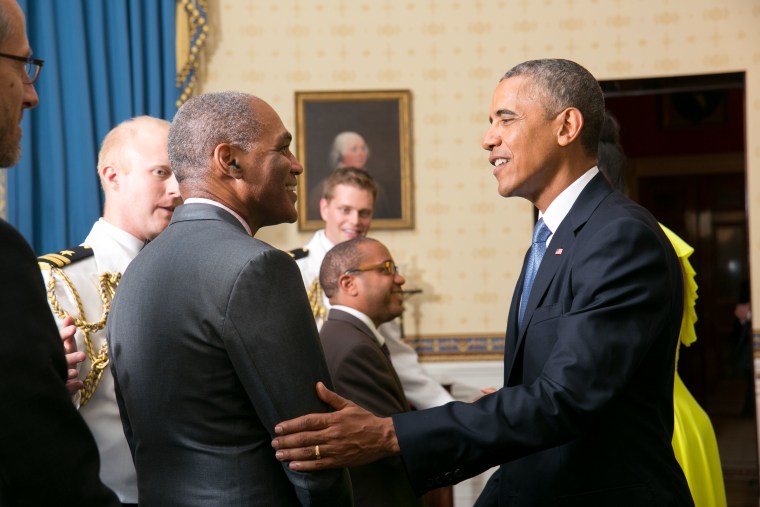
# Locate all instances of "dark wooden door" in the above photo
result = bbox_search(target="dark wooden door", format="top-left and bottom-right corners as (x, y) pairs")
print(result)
(635, 166), (749, 409)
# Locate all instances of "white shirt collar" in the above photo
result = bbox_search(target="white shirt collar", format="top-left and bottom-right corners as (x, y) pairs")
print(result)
(183, 197), (252, 236)
(84, 218), (144, 273)
(539, 166), (599, 244)
(92, 218), (144, 254)
(316, 229), (335, 252)
(330, 305), (386, 347)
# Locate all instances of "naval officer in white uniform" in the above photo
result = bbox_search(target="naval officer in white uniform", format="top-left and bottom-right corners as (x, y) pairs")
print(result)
(39, 116), (182, 505)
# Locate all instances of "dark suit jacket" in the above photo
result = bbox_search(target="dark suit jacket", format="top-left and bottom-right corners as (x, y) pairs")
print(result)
(0, 219), (118, 506)
(321, 309), (420, 507)
(107, 204), (352, 506)
(392, 174), (693, 506)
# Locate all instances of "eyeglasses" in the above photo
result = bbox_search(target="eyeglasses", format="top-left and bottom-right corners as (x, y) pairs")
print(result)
(344, 259), (398, 276)
(0, 52), (44, 84)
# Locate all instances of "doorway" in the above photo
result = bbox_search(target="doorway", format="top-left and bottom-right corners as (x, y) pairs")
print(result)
(601, 72), (756, 505)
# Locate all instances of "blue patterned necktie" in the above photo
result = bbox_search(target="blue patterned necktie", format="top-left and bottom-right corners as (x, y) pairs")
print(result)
(518, 218), (551, 328)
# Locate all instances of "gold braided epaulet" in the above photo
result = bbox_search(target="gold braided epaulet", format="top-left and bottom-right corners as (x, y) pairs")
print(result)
(39, 245), (120, 407)
(306, 277), (327, 327)
(38, 245), (94, 269)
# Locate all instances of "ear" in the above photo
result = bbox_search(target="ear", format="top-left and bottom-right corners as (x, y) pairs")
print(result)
(213, 143), (243, 179)
(100, 165), (119, 190)
(337, 273), (359, 297)
(556, 107), (584, 148)
(319, 198), (330, 222)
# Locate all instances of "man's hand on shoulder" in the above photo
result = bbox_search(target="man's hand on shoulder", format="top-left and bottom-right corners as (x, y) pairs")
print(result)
(272, 382), (400, 471)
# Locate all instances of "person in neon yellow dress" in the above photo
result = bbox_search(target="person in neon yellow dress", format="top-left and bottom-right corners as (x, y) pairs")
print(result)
(599, 113), (727, 506)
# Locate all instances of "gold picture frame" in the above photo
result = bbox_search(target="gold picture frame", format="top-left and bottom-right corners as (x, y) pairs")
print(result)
(295, 90), (413, 230)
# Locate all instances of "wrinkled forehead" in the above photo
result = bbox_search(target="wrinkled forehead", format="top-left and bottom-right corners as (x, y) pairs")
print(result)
(491, 75), (547, 116)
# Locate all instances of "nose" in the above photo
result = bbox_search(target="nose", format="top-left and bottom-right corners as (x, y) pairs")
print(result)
(23, 82), (39, 110)
(290, 151), (304, 175)
(482, 121), (499, 151)
(348, 210), (360, 224)
(395, 272), (406, 286)
(167, 173), (181, 199)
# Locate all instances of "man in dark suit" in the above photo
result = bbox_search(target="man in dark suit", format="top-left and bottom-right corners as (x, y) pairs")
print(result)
(107, 91), (352, 506)
(272, 59), (693, 506)
(319, 237), (420, 506)
(0, 0), (118, 504)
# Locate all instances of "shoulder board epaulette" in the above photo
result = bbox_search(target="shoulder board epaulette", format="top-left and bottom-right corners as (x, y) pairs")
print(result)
(287, 247), (309, 260)
(38, 245), (94, 268)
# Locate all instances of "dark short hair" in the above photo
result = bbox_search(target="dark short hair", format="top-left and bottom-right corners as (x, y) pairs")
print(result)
(320, 237), (378, 298)
(168, 91), (262, 184)
(502, 59), (604, 157)
(321, 166), (378, 202)
(597, 112), (626, 192)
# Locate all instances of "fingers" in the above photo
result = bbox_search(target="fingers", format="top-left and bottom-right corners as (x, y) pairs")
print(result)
(65, 369), (83, 395)
(316, 381), (351, 410)
(60, 316), (78, 353)
(274, 413), (328, 437)
(66, 351), (85, 369)
(273, 443), (342, 472)
(274, 382), (351, 436)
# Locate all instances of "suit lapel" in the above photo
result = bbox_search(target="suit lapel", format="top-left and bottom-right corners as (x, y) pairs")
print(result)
(505, 173), (613, 381)
(327, 309), (409, 407)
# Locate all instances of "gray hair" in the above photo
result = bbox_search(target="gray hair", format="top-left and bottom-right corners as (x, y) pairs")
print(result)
(320, 237), (377, 298)
(502, 59), (604, 156)
(0, 3), (10, 47)
(328, 131), (370, 170)
(168, 91), (262, 183)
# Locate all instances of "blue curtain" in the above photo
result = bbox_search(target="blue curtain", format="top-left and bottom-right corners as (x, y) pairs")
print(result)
(7, 0), (177, 254)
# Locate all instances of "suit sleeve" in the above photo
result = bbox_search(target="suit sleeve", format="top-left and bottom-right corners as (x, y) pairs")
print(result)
(0, 222), (119, 506)
(223, 248), (352, 506)
(392, 216), (681, 493)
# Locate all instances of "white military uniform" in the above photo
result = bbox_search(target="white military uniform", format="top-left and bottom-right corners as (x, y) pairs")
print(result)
(295, 230), (454, 409)
(39, 219), (141, 503)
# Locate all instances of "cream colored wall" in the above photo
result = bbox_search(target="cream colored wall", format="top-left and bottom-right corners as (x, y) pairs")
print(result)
(201, 0), (760, 338)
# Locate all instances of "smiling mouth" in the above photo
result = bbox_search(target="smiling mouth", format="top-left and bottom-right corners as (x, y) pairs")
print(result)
(493, 158), (509, 167)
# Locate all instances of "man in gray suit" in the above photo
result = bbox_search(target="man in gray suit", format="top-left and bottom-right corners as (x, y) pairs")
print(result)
(107, 91), (352, 506)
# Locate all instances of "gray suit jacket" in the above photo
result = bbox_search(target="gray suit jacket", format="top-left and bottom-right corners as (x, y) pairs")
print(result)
(107, 204), (352, 506)
(321, 309), (420, 507)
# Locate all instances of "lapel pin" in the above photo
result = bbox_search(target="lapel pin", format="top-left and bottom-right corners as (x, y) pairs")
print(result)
(555, 248), (563, 255)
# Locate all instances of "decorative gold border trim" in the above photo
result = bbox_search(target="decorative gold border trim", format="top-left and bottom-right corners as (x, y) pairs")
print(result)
(409, 334), (505, 362)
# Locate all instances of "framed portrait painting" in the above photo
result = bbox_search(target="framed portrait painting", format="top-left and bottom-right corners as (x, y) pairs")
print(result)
(295, 90), (413, 230)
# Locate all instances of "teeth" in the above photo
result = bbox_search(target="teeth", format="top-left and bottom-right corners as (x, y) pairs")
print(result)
(285, 185), (296, 191)
(494, 158), (507, 167)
